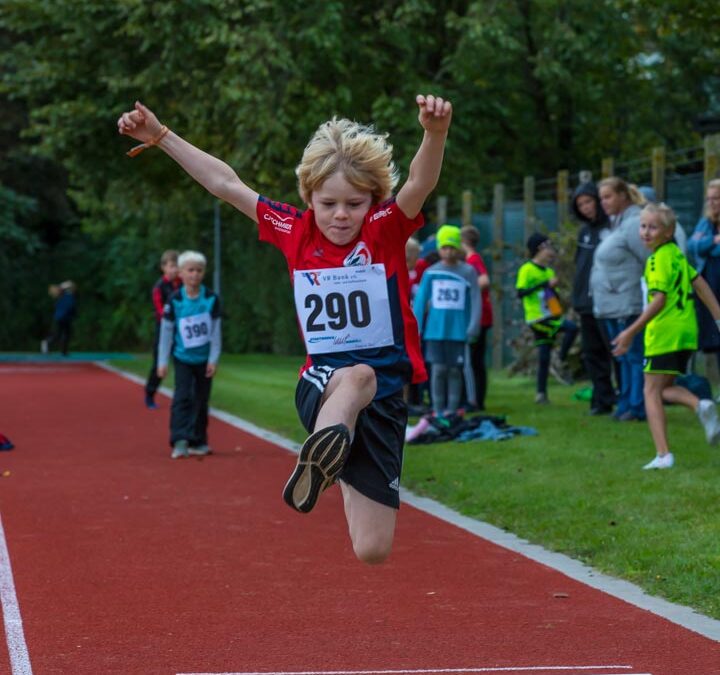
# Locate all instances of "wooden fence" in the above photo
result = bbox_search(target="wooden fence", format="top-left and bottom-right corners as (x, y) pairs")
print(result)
(433, 133), (720, 368)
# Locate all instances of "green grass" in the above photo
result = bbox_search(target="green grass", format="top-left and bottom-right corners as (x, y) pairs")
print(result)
(113, 354), (720, 619)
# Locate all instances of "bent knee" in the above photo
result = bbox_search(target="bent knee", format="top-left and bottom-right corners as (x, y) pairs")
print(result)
(348, 364), (377, 395)
(353, 536), (393, 565)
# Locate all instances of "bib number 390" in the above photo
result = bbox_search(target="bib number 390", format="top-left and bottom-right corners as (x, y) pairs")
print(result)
(178, 312), (212, 349)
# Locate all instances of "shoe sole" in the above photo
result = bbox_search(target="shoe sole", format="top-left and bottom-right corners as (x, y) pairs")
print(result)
(282, 424), (350, 513)
(188, 448), (212, 456)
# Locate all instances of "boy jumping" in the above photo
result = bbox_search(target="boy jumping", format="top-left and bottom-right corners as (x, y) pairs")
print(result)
(118, 94), (452, 564)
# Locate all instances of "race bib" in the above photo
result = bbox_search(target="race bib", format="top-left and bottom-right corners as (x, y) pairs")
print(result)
(293, 264), (394, 354)
(431, 278), (466, 310)
(178, 312), (212, 349)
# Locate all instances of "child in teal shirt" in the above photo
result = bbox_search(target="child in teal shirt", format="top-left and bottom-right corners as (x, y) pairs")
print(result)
(413, 225), (481, 416)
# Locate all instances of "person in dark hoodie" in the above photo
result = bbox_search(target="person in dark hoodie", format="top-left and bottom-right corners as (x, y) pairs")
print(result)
(41, 281), (77, 357)
(571, 182), (616, 415)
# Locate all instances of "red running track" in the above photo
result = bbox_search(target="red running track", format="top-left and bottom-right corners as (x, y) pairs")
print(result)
(0, 363), (718, 675)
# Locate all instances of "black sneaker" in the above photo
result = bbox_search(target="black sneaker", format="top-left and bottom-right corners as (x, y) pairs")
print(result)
(282, 424), (351, 513)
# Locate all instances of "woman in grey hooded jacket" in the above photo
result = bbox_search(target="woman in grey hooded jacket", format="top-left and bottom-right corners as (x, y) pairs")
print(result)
(590, 177), (648, 421)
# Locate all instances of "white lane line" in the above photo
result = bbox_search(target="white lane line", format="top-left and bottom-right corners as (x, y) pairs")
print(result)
(177, 666), (652, 675)
(97, 363), (720, 643)
(0, 514), (33, 675)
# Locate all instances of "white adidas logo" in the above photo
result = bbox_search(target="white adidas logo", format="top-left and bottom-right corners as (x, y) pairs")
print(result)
(388, 477), (400, 491)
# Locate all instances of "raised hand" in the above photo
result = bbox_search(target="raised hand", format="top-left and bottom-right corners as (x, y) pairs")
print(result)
(117, 101), (163, 144)
(416, 94), (453, 134)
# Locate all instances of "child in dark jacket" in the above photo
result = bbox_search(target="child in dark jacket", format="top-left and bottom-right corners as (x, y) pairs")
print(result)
(145, 249), (181, 409)
(571, 182), (616, 415)
(41, 281), (77, 356)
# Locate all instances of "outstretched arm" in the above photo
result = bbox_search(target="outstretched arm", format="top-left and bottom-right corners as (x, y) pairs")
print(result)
(396, 95), (452, 219)
(693, 275), (720, 322)
(117, 102), (259, 222)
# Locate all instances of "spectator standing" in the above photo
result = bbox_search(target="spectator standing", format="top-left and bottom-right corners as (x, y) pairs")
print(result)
(404, 237), (424, 411)
(688, 179), (720, 377)
(41, 281), (77, 356)
(571, 182), (615, 415)
(591, 177), (648, 421)
(461, 224), (493, 410)
(612, 203), (720, 469)
(157, 251), (222, 459)
(413, 225), (481, 417)
(144, 249), (181, 409)
(516, 233), (578, 404)
(405, 237), (422, 300)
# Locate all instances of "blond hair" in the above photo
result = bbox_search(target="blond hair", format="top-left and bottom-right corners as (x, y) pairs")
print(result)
(599, 176), (644, 206)
(642, 202), (676, 231)
(295, 117), (399, 205)
(160, 249), (179, 266)
(405, 237), (421, 255)
(178, 250), (207, 268)
(706, 178), (720, 222)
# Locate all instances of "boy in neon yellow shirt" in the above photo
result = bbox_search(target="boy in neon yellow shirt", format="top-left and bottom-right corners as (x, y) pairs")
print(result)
(516, 233), (577, 403)
(613, 203), (720, 469)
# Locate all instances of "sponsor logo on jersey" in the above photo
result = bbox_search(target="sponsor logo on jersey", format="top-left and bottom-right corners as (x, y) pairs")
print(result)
(369, 205), (393, 222)
(344, 240), (372, 266)
(263, 211), (293, 234)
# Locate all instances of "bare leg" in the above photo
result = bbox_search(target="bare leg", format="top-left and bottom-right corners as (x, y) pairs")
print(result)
(644, 373), (673, 456)
(340, 480), (397, 565)
(314, 364), (377, 436)
(661, 384), (699, 410)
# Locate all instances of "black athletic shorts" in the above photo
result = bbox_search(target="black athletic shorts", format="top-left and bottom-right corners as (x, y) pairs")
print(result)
(295, 365), (408, 509)
(643, 350), (693, 375)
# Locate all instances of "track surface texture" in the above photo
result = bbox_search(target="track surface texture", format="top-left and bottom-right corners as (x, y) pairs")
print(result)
(0, 363), (718, 674)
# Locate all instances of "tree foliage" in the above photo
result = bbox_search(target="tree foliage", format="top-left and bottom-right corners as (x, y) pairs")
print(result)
(0, 0), (718, 350)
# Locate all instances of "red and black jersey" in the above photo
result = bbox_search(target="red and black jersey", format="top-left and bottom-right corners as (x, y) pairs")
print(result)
(151, 275), (182, 322)
(466, 252), (494, 328)
(257, 195), (427, 398)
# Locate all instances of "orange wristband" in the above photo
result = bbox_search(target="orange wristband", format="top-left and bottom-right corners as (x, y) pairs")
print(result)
(126, 125), (170, 158)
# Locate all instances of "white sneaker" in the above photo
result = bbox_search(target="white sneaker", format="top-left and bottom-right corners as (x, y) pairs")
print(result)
(188, 444), (212, 456)
(170, 440), (189, 459)
(643, 453), (674, 470)
(696, 399), (720, 445)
